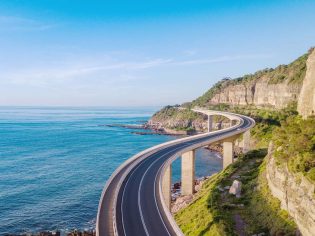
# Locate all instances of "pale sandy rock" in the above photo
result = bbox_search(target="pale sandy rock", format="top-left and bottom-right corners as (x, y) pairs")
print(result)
(266, 147), (315, 236)
(229, 180), (242, 197)
(298, 48), (315, 118)
(209, 75), (301, 109)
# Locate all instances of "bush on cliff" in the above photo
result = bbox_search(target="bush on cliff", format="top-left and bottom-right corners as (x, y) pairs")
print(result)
(151, 106), (206, 131)
(273, 115), (315, 182)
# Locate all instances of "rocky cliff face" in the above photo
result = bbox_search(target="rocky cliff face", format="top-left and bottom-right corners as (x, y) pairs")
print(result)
(209, 77), (301, 109)
(266, 145), (315, 236)
(193, 52), (309, 110)
(298, 48), (315, 118)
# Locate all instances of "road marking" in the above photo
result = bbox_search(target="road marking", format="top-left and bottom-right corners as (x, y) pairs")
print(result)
(121, 155), (153, 236)
(138, 146), (188, 236)
(116, 117), (254, 236)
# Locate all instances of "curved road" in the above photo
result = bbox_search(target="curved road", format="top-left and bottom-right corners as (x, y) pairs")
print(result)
(96, 111), (255, 236)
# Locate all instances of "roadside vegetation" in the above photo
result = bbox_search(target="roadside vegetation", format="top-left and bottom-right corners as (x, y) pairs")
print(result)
(172, 99), (314, 235)
(175, 149), (297, 235)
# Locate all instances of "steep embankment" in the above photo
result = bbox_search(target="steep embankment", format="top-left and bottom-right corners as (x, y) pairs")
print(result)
(175, 149), (298, 236)
(266, 154), (315, 236)
(266, 116), (315, 236)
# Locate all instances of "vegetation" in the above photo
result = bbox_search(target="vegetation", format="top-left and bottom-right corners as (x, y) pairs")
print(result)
(175, 150), (297, 235)
(188, 52), (309, 108)
(151, 105), (206, 131)
(273, 115), (315, 182)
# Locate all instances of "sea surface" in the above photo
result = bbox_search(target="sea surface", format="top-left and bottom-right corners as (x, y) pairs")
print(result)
(0, 107), (222, 234)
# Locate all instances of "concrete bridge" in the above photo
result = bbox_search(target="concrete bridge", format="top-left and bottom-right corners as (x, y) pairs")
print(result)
(96, 108), (255, 236)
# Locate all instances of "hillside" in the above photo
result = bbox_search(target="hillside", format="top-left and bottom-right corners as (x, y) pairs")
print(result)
(189, 50), (310, 109)
(149, 48), (315, 134)
(150, 48), (315, 235)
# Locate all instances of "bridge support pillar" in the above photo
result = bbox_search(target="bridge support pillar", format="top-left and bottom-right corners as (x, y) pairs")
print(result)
(208, 115), (213, 132)
(162, 165), (172, 209)
(243, 130), (251, 153)
(223, 141), (234, 168)
(181, 150), (196, 195)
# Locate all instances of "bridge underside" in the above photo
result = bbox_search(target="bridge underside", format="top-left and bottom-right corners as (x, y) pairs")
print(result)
(162, 126), (251, 209)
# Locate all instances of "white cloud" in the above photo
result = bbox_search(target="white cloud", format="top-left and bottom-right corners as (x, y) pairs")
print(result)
(0, 58), (173, 87)
(171, 54), (273, 66)
(0, 15), (57, 31)
(0, 53), (272, 88)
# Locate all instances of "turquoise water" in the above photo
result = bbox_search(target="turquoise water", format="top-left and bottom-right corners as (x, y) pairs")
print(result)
(0, 107), (222, 234)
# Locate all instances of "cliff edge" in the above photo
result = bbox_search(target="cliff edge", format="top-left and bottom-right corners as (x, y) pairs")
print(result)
(298, 48), (315, 118)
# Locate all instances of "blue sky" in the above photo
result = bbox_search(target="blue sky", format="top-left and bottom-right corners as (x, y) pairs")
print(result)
(0, 0), (315, 106)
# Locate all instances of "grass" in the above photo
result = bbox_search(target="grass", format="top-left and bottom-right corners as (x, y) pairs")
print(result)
(175, 149), (298, 236)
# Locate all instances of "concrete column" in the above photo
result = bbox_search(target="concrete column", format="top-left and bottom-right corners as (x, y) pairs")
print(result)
(218, 121), (222, 130)
(162, 165), (172, 209)
(208, 115), (213, 132)
(243, 130), (251, 153)
(223, 141), (234, 168)
(181, 150), (196, 195)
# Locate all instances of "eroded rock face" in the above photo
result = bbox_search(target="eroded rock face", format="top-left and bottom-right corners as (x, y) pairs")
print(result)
(266, 154), (315, 236)
(298, 49), (315, 118)
(209, 76), (301, 109)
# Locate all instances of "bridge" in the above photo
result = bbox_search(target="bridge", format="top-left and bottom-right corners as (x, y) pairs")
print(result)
(96, 109), (255, 236)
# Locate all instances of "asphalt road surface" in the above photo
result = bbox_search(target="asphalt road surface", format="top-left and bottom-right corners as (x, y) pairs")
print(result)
(97, 112), (255, 236)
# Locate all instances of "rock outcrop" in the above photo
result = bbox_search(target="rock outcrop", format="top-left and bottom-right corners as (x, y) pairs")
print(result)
(266, 147), (315, 236)
(298, 48), (315, 118)
(209, 78), (301, 109)
(229, 180), (242, 198)
(193, 51), (310, 110)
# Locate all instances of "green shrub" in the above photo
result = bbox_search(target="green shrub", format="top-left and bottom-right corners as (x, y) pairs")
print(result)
(273, 116), (315, 182)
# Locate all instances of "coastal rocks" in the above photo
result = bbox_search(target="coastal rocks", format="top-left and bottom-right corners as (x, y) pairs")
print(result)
(298, 48), (315, 118)
(171, 195), (194, 213)
(6, 230), (96, 236)
(171, 177), (209, 213)
(147, 117), (207, 133)
(266, 147), (315, 236)
(229, 180), (242, 198)
(206, 142), (243, 156)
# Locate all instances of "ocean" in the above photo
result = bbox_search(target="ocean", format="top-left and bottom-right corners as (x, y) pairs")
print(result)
(0, 107), (222, 234)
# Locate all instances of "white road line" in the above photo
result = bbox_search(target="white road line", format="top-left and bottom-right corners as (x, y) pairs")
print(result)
(138, 145), (189, 236)
(118, 117), (254, 236)
(121, 155), (153, 236)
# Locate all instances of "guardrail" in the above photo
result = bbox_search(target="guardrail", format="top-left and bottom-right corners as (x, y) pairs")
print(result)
(157, 113), (255, 236)
(96, 109), (255, 236)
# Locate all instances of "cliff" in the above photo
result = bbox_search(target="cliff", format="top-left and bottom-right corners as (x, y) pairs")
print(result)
(148, 106), (207, 133)
(266, 145), (315, 236)
(192, 52), (309, 109)
(298, 48), (315, 118)
(150, 49), (315, 132)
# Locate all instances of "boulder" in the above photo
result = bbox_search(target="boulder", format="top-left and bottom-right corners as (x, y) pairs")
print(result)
(229, 180), (242, 198)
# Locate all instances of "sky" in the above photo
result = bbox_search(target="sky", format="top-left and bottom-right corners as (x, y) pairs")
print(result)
(0, 0), (315, 107)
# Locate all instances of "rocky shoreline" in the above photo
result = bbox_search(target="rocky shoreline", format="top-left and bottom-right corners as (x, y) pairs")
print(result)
(102, 123), (197, 136)
(171, 175), (213, 214)
(5, 230), (95, 236)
